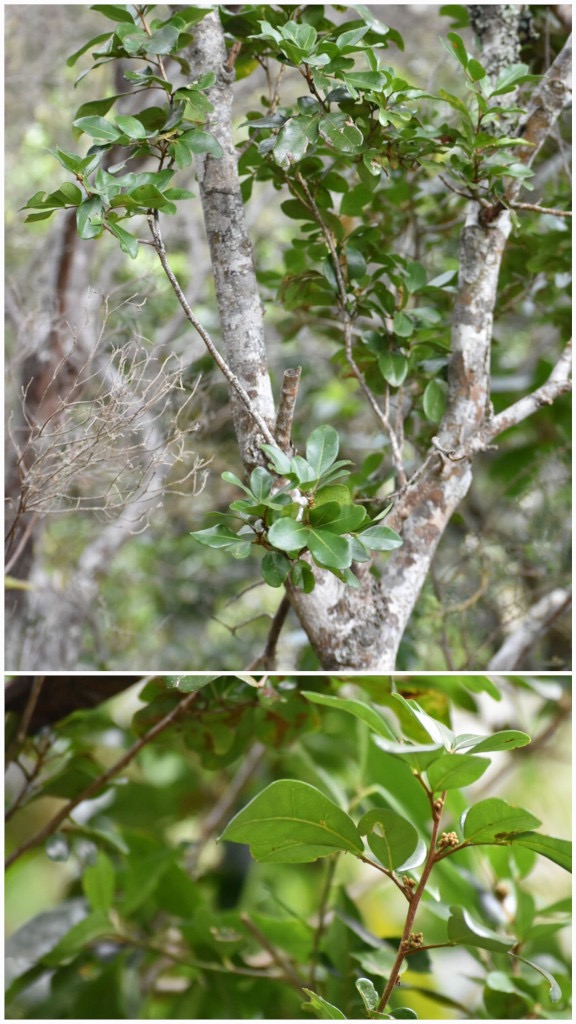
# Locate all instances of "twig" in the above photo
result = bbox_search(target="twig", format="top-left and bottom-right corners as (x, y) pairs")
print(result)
(274, 367), (301, 453)
(509, 201), (572, 217)
(377, 787), (446, 1012)
(246, 594), (292, 670)
(147, 213), (276, 447)
(487, 340), (572, 439)
(6, 676), (45, 765)
(240, 912), (305, 991)
(186, 739), (267, 873)
(5, 688), (201, 870)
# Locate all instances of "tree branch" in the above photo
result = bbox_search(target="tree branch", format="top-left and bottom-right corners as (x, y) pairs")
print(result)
(487, 340), (572, 438)
(188, 10), (277, 470)
(488, 587), (571, 670)
(5, 688), (201, 870)
(148, 213), (276, 447)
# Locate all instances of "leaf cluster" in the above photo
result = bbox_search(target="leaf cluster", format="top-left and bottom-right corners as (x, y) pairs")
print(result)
(191, 425), (402, 590)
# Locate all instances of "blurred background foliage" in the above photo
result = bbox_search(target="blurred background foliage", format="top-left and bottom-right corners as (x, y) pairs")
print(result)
(5, 5), (571, 669)
(4, 674), (571, 1019)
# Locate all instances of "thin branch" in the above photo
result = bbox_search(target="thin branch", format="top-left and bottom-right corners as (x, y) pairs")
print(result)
(240, 913), (305, 991)
(5, 689), (201, 870)
(5, 676), (45, 765)
(509, 200), (572, 217)
(377, 793), (446, 1012)
(147, 213), (276, 447)
(246, 594), (292, 671)
(488, 586), (571, 670)
(487, 340), (572, 439)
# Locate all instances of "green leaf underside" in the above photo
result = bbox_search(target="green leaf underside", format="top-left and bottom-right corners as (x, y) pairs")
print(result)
(447, 906), (514, 952)
(302, 989), (347, 1019)
(506, 832), (572, 872)
(510, 953), (562, 1002)
(302, 691), (397, 740)
(358, 808), (419, 870)
(220, 780), (364, 862)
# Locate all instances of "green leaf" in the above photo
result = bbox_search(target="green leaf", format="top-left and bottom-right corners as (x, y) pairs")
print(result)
(301, 691), (397, 740)
(107, 221), (139, 259)
(509, 954), (562, 1002)
(319, 113), (363, 153)
(462, 798), (541, 844)
(507, 832), (571, 872)
(290, 559), (316, 592)
(356, 976), (379, 1013)
(358, 808), (419, 870)
(260, 444), (292, 476)
(391, 694), (454, 747)
(249, 466), (274, 501)
(73, 116), (122, 142)
(114, 114), (149, 139)
(66, 32), (113, 67)
(144, 24), (180, 55)
(423, 379), (447, 422)
(392, 311), (414, 338)
(373, 735), (445, 771)
(40, 912), (112, 966)
(467, 58), (486, 81)
(82, 852), (115, 913)
(220, 779), (364, 862)
(261, 551), (291, 587)
(164, 675), (220, 693)
(290, 456), (318, 486)
(340, 184), (373, 216)
(91, 4), (135, 23)
(302, 989), (347, 1019)
(76, 198), (103, 240)
(426, 753), (490, 791)
(306, 424), (340, 476)
(447, 906), (514, 952)
(454, 730), (531, 754)
(268, 517), (309, 553)
(446, 32), (468, 69)
(359, 525), (403, 552)
(307, 529), (353, 570)
(190, 525), (245, 548)
(273, 117), (311, 168)
(309, 501), (367, 534)
(180, 129), (223, 158)
(315, 485), (353, 507)
(378, 352), (409, 387)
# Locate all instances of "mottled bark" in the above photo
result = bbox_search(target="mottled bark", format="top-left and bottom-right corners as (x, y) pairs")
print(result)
(188, 12), (276, 471)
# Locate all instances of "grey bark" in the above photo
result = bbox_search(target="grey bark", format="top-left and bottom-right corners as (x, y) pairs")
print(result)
(188, 13), (276, 471)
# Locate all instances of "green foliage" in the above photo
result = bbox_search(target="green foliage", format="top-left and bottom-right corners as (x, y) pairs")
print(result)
(5, 676), (571, 1020)
(191, 425), (402, 589)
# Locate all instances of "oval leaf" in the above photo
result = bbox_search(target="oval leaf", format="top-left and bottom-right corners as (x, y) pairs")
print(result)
(220, 780), (364, 862)
(426, 753), (490, 791)
(358, 808), (419, 870)
(268, 517), (310, 553)
(462, 798), (541, 844)
(305, 425), (339, 477)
